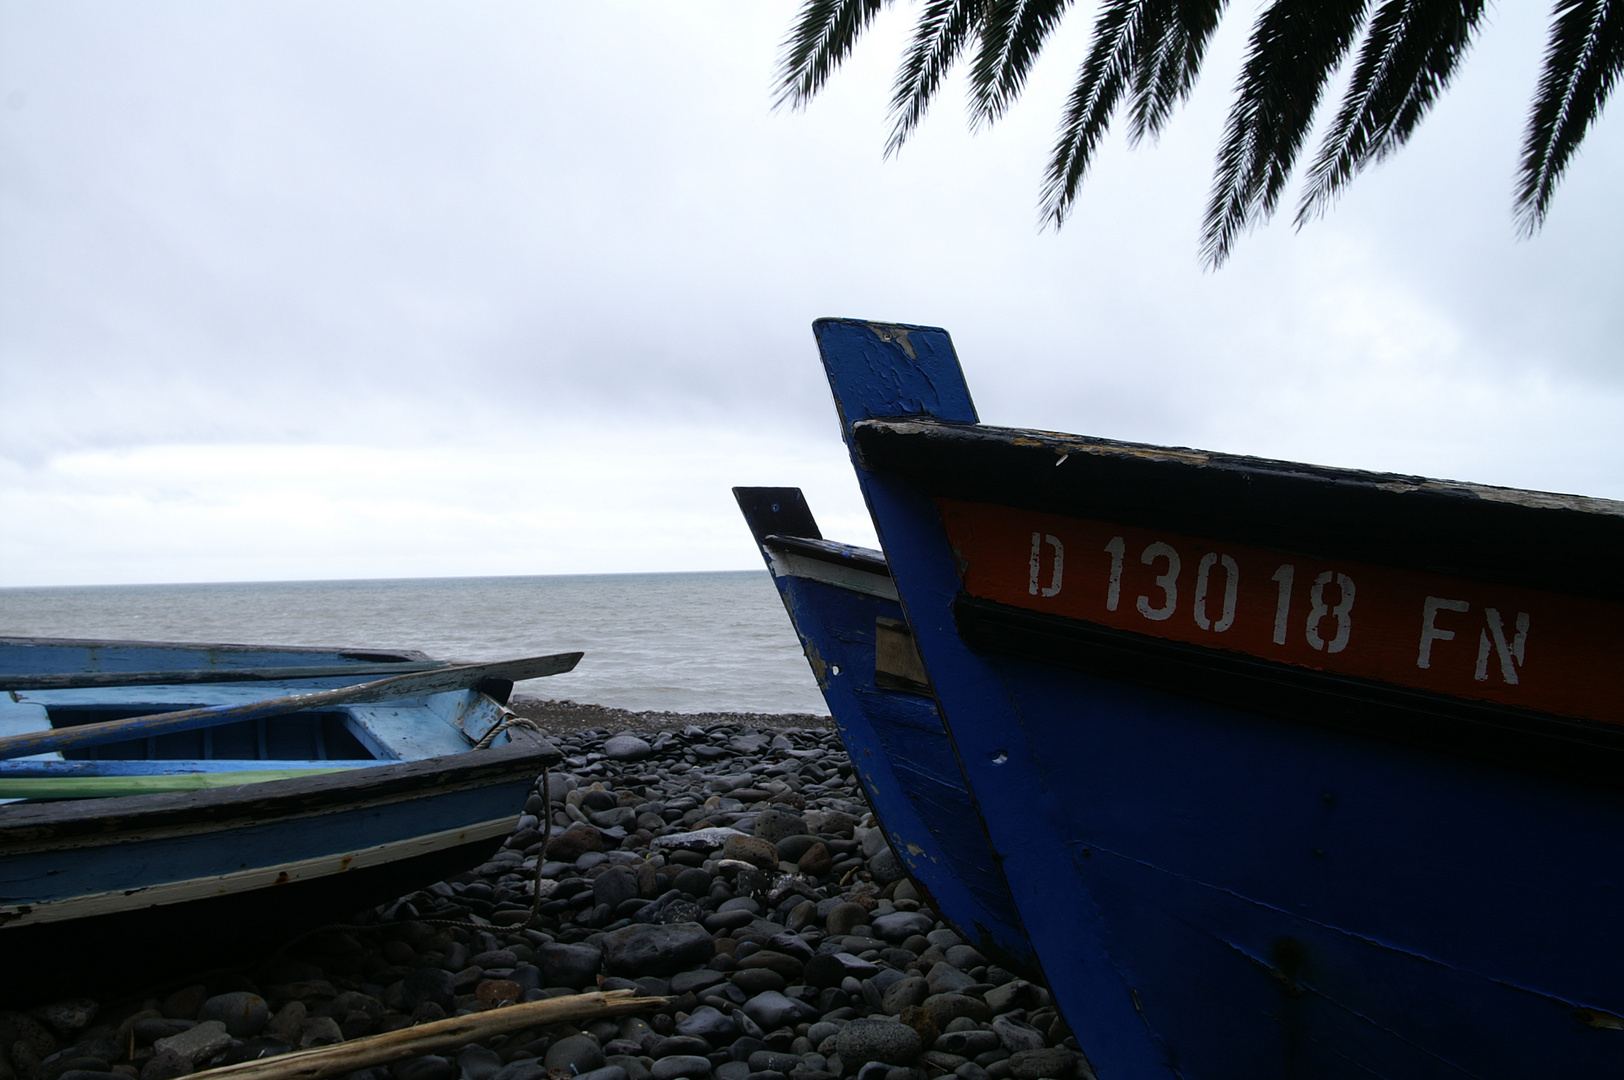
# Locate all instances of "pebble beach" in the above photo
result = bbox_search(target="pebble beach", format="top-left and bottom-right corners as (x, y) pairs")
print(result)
(0, 713), (1092, 1080)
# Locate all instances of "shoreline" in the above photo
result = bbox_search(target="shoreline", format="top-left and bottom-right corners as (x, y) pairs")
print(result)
(506, 697), (834, 735)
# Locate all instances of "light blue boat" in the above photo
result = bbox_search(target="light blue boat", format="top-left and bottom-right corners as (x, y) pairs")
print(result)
(0, 635), (573, 1002)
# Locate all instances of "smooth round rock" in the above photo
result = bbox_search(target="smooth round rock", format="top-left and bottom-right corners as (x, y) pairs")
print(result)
(545, 1035), (606, 1076)
(750, 810), (808, 844)
(536, 943), (604, 988)
(880, 977), (930, 1015)
(871, 912), (934, 943)
(604, 736), (653, 761)
(741, 991), (802, 1032)
(649, 1057), (711, 1080)
(990, 1017), (1046, 1054)
(197, 993), (269, 1038)
(836, 1020), (923, 1068)
(720, 835), (778, 871)
(393, 1056), (457, 1080)
(673, 1006), (738, 1043)
(869, 848), (906, 885)
(601, 922), (715, 977)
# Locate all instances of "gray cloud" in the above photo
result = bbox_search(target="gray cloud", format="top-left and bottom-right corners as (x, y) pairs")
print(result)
(1, 1), (1619, 584)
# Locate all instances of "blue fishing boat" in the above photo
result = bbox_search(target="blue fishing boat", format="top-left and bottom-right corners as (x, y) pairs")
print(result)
(733, 487), (1037, 979)
(0, 636), (574, 1002)
(810, 318), (1624, 1078)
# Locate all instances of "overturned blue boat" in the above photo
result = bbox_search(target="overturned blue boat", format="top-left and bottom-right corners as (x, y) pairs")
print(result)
(811, 318), (1624, 1078)
(733, 487), (1037, 979)
(0, 636), (573, 1001)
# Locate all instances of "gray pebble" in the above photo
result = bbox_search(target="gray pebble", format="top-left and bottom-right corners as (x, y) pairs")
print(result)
(154, 1021), (232, 1065)
(990, 1017), (1045, 1055)
(545, 1035), (606, 1075)
(870, 912), (933, 943)
(741, 990), (802, 1032)
(196, 993), (268, 1039)
(605, 735), (653, 761)
(602, 922), (715, 976)
(836, 1019), (923, 1068)
(650, 1058), (711, 1080)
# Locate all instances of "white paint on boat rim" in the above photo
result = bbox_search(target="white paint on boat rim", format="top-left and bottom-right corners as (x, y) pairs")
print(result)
(768, 550), (898, 602)
(0, 814), (517, 927)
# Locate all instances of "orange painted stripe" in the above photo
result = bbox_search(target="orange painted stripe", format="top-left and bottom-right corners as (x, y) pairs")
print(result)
(938, 499), (1624, 726)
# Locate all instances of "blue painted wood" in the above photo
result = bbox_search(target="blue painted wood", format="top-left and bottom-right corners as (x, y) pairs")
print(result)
(0, 637), (565, 1001)
(0, 775), (530, 902)
(812, 318), (1624, 1078)
(0, 654), (576, 761)
(0, 637), (430, 678)
(0, 759), (382, 777)
(734, 487), (1039, 978)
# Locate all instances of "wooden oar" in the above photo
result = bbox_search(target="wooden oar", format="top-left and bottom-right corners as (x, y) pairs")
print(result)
(0, 652), (581, 761)
(0, 661), (447, 692)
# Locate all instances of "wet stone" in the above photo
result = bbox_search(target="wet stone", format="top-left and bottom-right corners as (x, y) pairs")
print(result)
(545, 1035), (606, 1076)
(17, 722), (1077, 1080)
(394, 1057), (458, 1080)
(672, 1006), (737, 1043)
(649, 1056), (711, 1080)
(154, 1021), (233, 1066)
(601, 923), (715, 977)
(837, 1020), (923, 1068)
(605, 735), (653, 761)
(196, 994), (268, 1039)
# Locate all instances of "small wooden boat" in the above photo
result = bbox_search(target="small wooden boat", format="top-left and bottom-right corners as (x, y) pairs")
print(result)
(810, 318), (1624, 1078)
(733, 487), (1038, 978)
(0, 636), (574, 1001)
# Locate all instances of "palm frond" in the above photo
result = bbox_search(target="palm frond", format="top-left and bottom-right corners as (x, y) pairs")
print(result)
(1124, 0), (1228, 143)
(886, 0), (988, 154)
(1518, 0), (1624, 233)
(776, 0), (893, 110)
(1038, 0), (1164, 225)
(1296, 0), (1486, 225)
(1202, 0), (1371, 267)
(965, 0), (1077, 130)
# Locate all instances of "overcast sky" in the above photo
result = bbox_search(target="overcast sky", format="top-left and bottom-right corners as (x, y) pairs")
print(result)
(2, 1), (1619, 588)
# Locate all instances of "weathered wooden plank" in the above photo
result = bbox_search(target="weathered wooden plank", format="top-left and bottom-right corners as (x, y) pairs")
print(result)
(0, 758), (380, 777)
(0, 768), (365, 800)
(188, 991), (663, 1080)
(0, 653), (581, 761)
(0, 660), (446, 692)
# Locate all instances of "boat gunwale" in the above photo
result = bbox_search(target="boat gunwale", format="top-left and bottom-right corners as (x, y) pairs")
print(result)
(0, 635), (434, 665)
(761, 534), (890, 577)
(0, 731), (559, 851)
(851, 417), (1624, 601)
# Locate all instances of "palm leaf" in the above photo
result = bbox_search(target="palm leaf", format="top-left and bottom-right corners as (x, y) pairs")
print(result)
(1040, 0), (1225, 226)
(965, 0), (1077, 130)
(1124, 0), (1228, 143)
(1518, 0), (1624, 232)
(886, 0), (988, 153)
(1297, 0), (1487, 225)
(777, 0), (893, 110)
(1202, 0), (1371, 267)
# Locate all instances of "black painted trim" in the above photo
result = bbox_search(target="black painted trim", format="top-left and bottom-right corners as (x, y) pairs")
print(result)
(854, 420), (1624, 601)
(764, 535), (890, 577)
(953, 594), (1624, 789)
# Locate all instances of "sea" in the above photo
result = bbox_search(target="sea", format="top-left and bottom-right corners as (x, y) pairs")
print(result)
(0, 572), (829, 716)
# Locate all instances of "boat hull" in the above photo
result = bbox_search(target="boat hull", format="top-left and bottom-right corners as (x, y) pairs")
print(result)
(0, 736), (552, 1002)
(734, 488), (1038, 979)
(812, 317), (1624, 1078)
